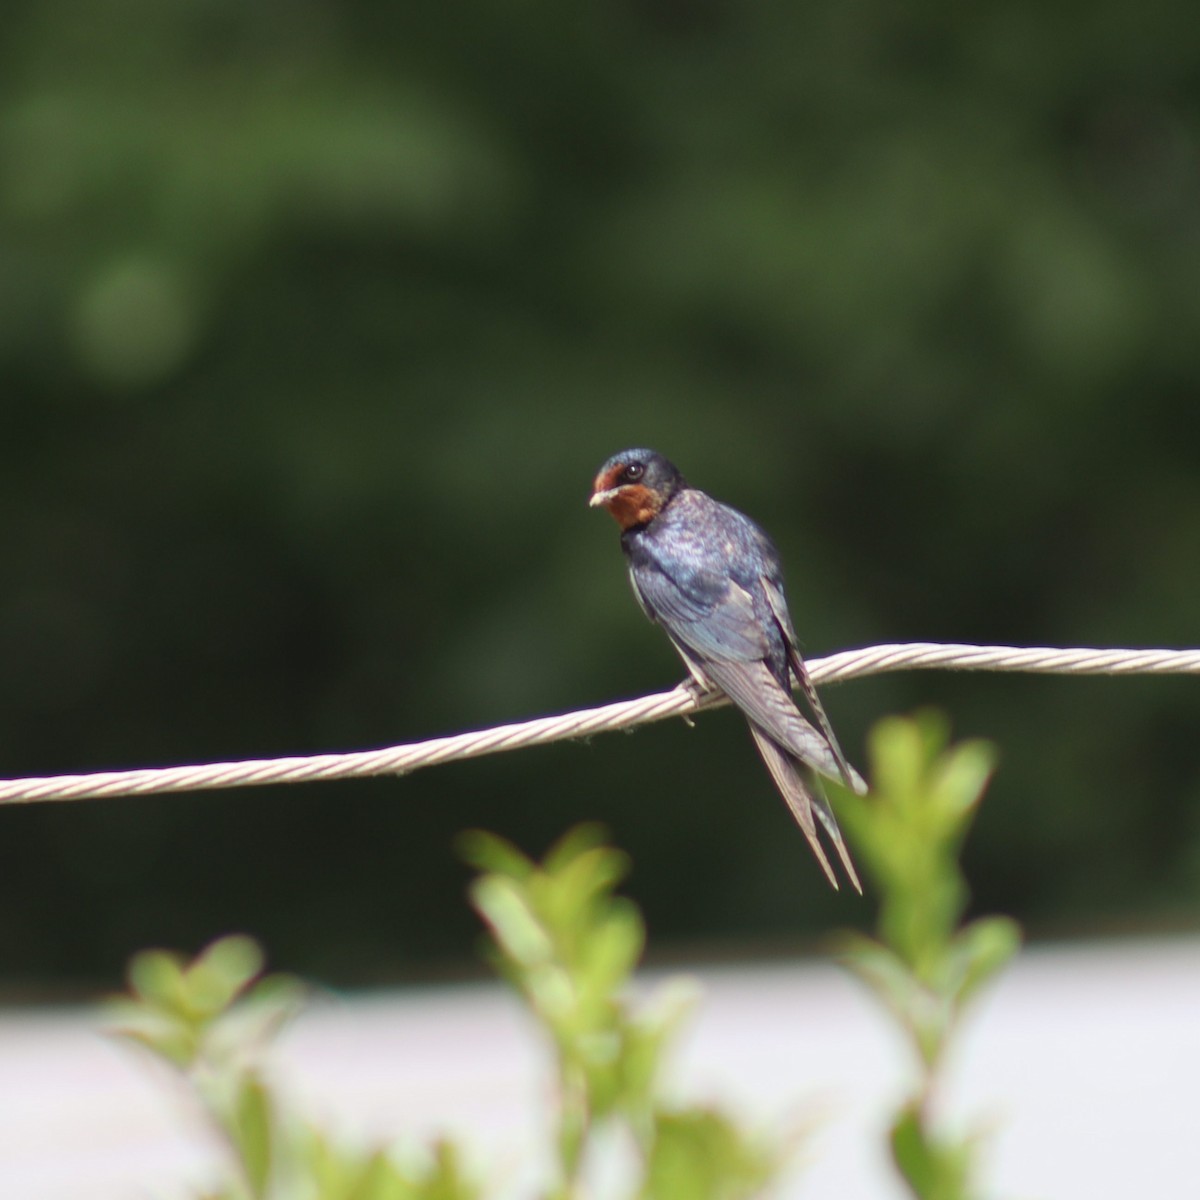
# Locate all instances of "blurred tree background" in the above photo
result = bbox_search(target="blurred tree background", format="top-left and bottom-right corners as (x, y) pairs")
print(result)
(1, 0), (1198, 993)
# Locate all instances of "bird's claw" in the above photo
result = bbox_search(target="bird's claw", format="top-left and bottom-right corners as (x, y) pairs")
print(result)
(675, 677), (714, 726)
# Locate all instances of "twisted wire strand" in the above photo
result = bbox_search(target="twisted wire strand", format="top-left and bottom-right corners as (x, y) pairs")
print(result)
(2, 643), (1198, 808)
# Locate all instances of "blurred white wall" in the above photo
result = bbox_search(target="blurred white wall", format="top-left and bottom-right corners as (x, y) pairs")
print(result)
(1, 937), (1197, 1198)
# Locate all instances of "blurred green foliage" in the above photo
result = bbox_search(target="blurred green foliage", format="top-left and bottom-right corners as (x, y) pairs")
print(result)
(1, 0), (1199, 988)
(836, 713), (1020, 1200)
(110, 935), (479, 1200)
(463, 826), (780, 1199)
(111, 832), (781, 1200)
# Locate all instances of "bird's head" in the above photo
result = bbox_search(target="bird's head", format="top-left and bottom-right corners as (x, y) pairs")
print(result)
(589, 449), (686, 530)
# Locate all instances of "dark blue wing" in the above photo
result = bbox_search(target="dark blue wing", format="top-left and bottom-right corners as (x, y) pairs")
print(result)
(627, 545), (768, 663)
(623, 491), (780, 664)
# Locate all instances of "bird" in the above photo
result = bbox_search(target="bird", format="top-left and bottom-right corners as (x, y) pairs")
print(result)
(589, 448), (866, 892)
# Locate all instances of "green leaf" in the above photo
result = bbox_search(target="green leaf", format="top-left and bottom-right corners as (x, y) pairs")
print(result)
(128, 949), (188, 1013)
(456, 829), (533, 880)
(927, 740), (997, 836)
(538, 844), (629, 947)
(615, 984), (696, 1120)
(575, 901), (644, 1001)
(542, 823), (611, 874)
(293, 1122), (343, 1193)
(419, 1139), (480, 1200)
(468, 875), (553, 967)
(294, 1121), (429, 1200)
(576, 1028), (624, 1116)
(641, 1107), (779, 1200)
(891, 1102), (939, 1197)
(869, 713), (939, 811)
(839, 934), (922, 1027)
(186, 935), (265, 1019)
(223, 975), (307, 1045)
(109, 1020), (199, 1069)
(890, 1101), (972, 1200)
(229, 1073), (274, 1197)
(948, 917), (1022, 1010)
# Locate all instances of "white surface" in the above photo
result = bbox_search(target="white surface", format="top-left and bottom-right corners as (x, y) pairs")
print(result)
(1, 937), (1197, 1198)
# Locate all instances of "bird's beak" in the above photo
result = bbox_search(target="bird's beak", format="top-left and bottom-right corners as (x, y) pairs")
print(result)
(589, 488), (619, 508)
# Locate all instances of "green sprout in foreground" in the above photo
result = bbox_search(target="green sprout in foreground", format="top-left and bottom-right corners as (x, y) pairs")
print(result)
(833, 712), (1022, 1200)
(106, 834), (781, 1200)
(459, 824), (782, 1200)
(108, 936), (477, 1200)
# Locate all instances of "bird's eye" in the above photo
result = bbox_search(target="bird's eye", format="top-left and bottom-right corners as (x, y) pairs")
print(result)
(622, 463), (645, 483)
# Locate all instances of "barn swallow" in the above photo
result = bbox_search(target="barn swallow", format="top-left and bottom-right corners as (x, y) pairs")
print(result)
(590, 448), (866, 891)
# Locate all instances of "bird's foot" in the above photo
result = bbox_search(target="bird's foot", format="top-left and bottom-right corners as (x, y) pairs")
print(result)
(675, 676), (715, 726)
